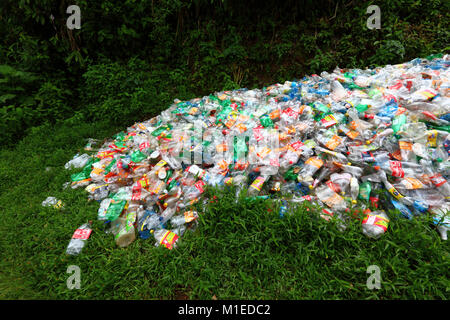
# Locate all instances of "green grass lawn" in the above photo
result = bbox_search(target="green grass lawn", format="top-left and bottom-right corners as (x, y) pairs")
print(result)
(0, 120), (449, 299)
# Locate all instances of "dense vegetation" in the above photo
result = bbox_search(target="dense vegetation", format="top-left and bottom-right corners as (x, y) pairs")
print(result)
(0, 1), (449, 300)
(1, 0), (449, 146)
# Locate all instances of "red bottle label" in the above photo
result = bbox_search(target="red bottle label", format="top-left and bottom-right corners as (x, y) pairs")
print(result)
(430, 174), (446, 187)
(389, 161), (404, 178)
(160, 231), (179, 250)
(72, 229), (92, 240)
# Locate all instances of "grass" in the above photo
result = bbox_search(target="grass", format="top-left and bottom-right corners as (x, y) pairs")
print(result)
(0, 119), (449, 300)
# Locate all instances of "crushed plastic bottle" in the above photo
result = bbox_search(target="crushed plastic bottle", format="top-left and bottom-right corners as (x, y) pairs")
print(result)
(151, 228), (180, 249)
(64, 154), (92, 170)
(42, 196), (64, 209)
(170, 210), (198, 227)
(66, 55), (450, 248)
(109, 207), (138, 248)
(362, 211), (390, 239)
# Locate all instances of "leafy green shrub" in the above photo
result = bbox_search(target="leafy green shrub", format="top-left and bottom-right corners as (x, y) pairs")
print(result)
(308, 50), (336, 74)
(0, 65), (75, 147)
(34, 81), (74, 122)
(80, 58), (199, 127)
(0, 65), (39, 146)
(369, 40), (406, 66)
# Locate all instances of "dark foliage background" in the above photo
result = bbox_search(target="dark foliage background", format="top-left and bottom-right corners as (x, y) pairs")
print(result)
(0, 0), (449, 147)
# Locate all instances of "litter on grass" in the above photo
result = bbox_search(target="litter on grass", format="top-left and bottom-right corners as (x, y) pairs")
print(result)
(65, 55), (450, 253)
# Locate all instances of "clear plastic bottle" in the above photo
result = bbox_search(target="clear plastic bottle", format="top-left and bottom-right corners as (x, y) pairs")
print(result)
(311, 163), (339, 188)
(279, 144), (301, 172)
(160, 205), (177, 224)
(278, 199), (289, 218)
(247, 175), (268, 196)
(315, 184), (347, 211)
(420, 159), (450, 199)
(142, 211), (163, 231)
(377, 170), (414, 207)
(231, 174), (248, 200)
(182, 180), (206, 206)
(66, 222), (92, 255)
(430, 206), (449, 240)
(151, 228), (180, 249)
(113, 211), (137, 248)
(377, 159), (423, 178)
(350, 177), (359, 204)
(170, 210), (198, 227)
(297, 156), (324, 185)
(362, 211), (390, 239)
(330, 173), (352, 195)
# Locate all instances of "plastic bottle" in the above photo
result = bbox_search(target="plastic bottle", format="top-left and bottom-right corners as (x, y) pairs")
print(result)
(315, 184), (347, 211)
(247, 175), (268, 196)
(362, 211), (390, 239)
(65, 154), (92, 170)
(151, 228), (180, 249)
(297, 156), (324, 185)
(430, 206), (449, 240)
(113, 210), (137, 248)
(350, 177), (359, 204)
(377, 170), (414, 206)
(420, 159), (450, 199)
(330, 173), (352, 195)
(66, 222), (92, 255)
(138, 210), (164, 239)
(278, 200), (289, 218)
(160, 205), (178, 224)
(42, 196), (64, 209)
(232, 174), (248, 199)
(170, 210), (198, 227)
(279, 142), (302, 172)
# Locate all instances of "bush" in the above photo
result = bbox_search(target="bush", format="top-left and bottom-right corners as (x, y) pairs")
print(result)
(0, 65), (39, 146)
(80, 58), (199, 127)
(0, 65), (75, 147)
(0, 0), (449, 146)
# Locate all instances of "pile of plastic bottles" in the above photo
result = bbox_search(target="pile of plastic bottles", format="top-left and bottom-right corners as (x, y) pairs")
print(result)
(65, 55), (450, 254)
